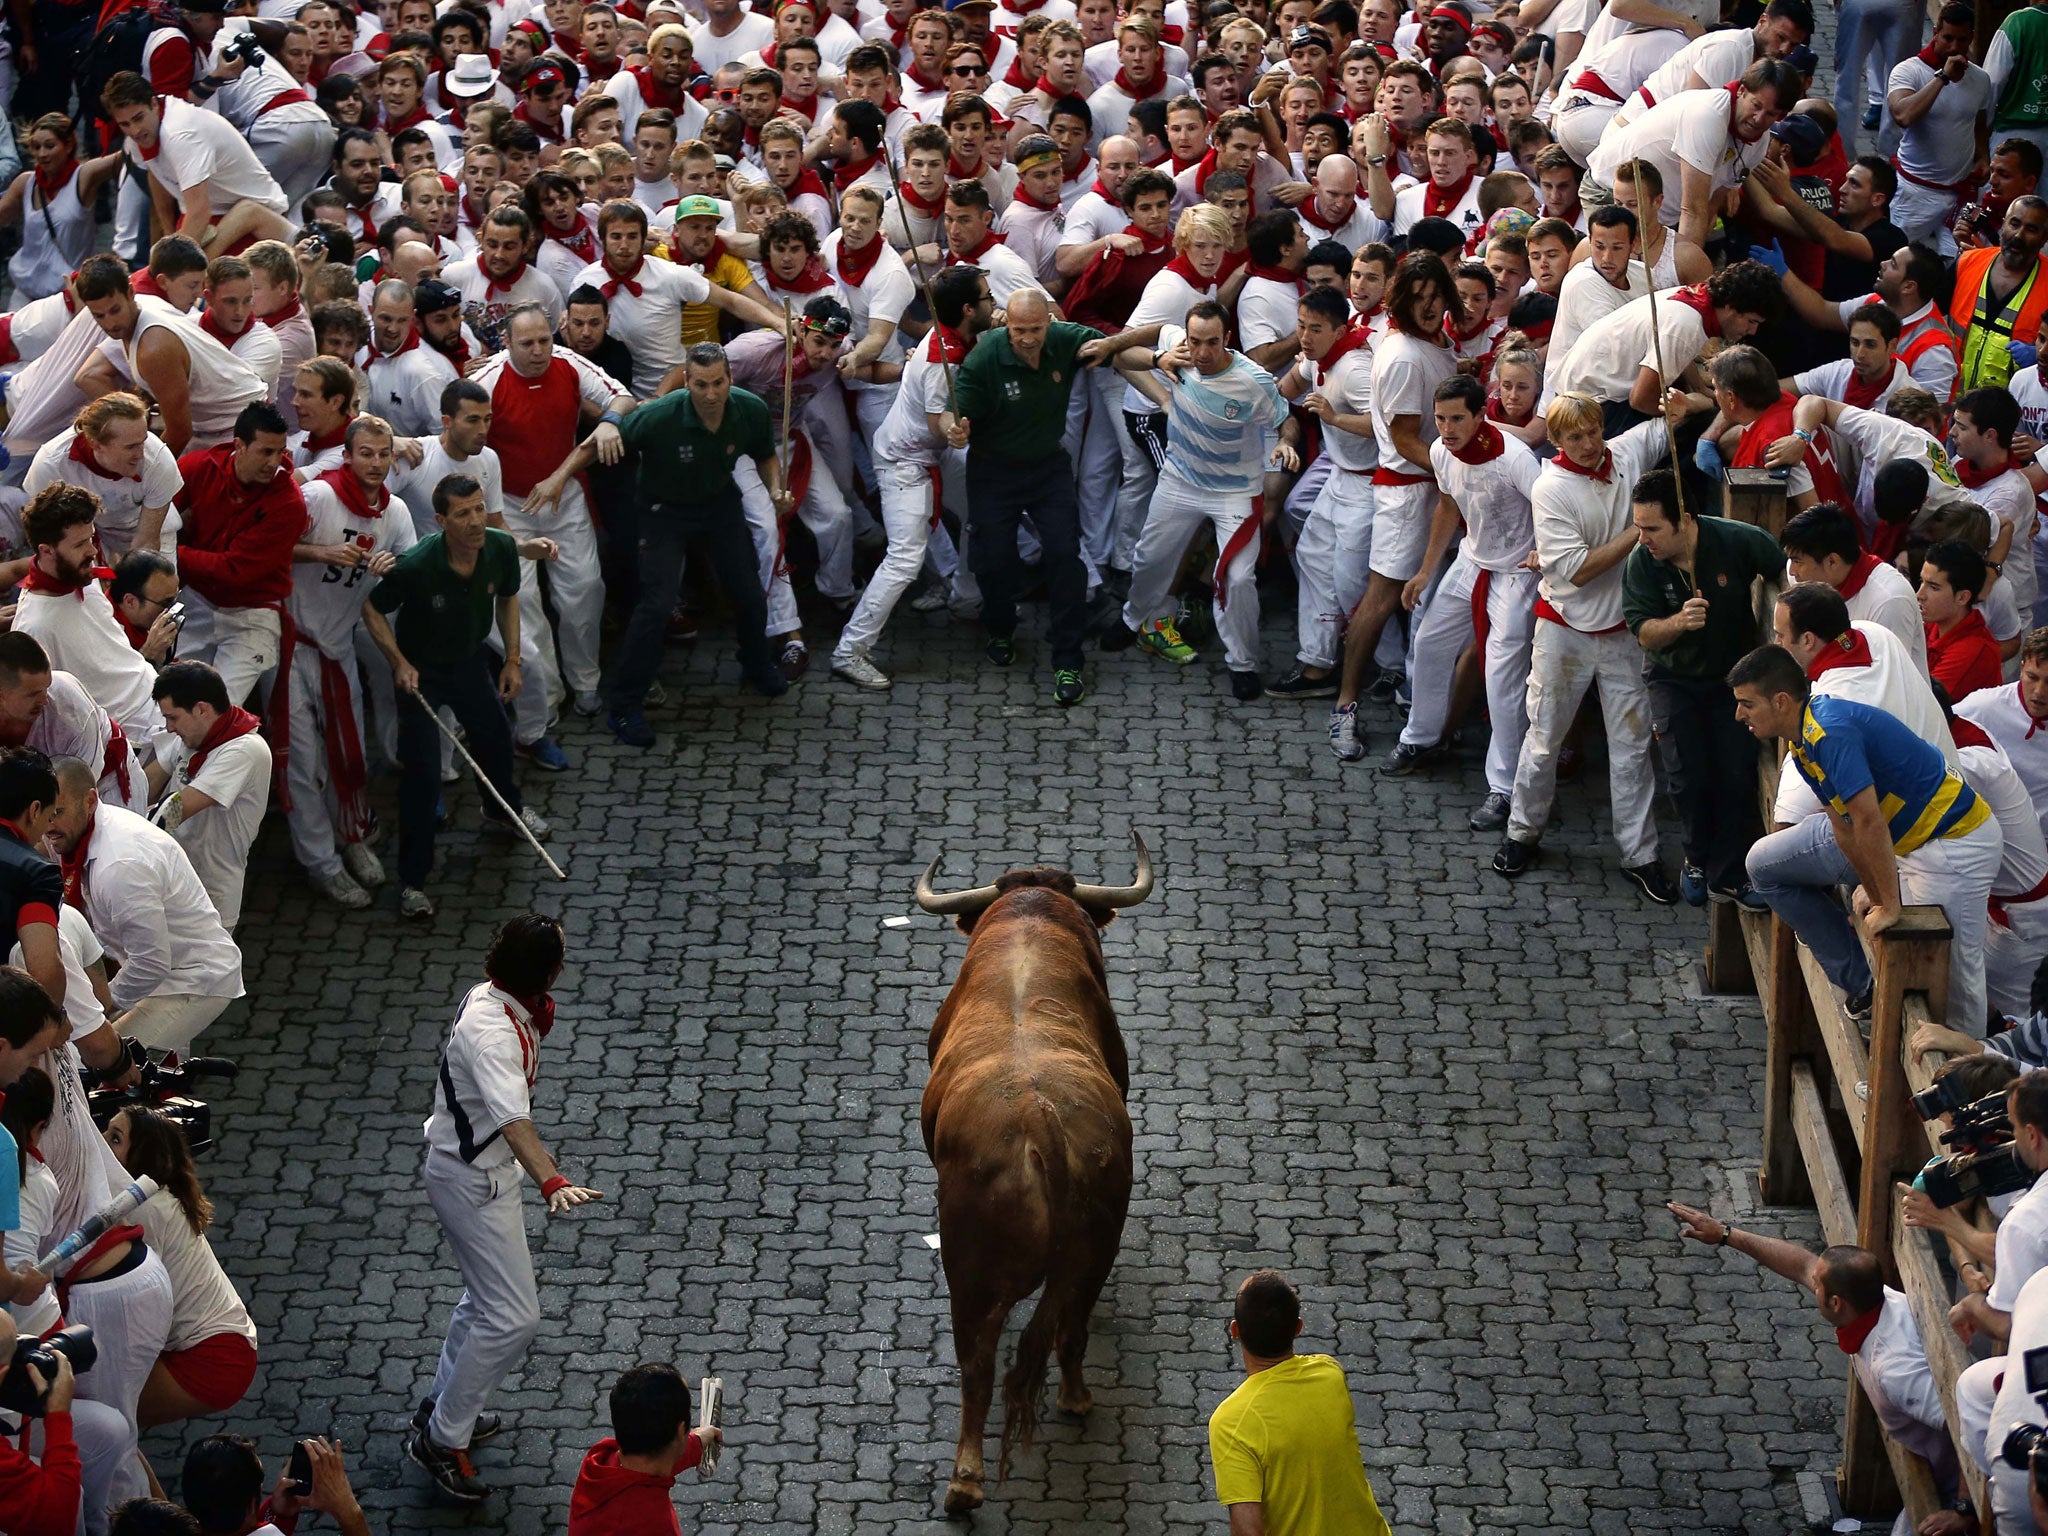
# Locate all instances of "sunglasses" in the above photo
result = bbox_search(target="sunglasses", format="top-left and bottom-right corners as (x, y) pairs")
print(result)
(949, 62), (988, 74)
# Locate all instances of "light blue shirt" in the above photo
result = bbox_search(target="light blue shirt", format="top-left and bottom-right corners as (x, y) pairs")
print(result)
(1159, 347), (1287, 496)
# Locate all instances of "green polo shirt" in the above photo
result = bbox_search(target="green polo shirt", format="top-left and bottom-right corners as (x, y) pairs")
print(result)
(953, 321), (1105, 463)
(1621, 514), (1786, 679)
(618, 385), (775, 511)
(370, 527), (522, 667)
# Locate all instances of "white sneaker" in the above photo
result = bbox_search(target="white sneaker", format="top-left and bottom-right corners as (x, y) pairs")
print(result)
(573, 690), (603, 717)
(340, 841), (386, 888)
(831, 653), (892, 690)
(312, 869), (372, 910)
(486, 807), (552, 842)
(1328, 702), (1365, 762)
(909, 585), (950, 613)
(645, 681), (668, 706)
(399, 886), (435, 919)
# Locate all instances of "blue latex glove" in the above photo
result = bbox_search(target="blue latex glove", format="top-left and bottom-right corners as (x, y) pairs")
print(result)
(1747, 243), (1789, 276)
(2011, 341), (2040, 369)
(1695, 436), (1724, 478)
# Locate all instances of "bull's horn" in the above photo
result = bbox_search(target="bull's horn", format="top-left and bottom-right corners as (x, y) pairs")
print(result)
(913, 850), (1003, 916)
(1071, 833), (1154, 909)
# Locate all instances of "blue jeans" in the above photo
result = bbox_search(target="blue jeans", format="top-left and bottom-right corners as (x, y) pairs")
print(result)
(1833, 0), (1919, 158)
(1747, 812), (1873, 1001)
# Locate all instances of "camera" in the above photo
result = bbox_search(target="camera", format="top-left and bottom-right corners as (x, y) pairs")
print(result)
(1912, 1089), (2038, 1207)
(2001, 1347), (2048, 1500)
(164, 601), (186, 631)
(0, 1326), (95, 1418)
(1916, 1072), (1992, 1121)
(287, 1440), (314, 1496)
(86, 1039), (238, 1155)
(220, 32), (265, 67)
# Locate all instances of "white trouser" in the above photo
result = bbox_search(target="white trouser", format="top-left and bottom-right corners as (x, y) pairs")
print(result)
(737, 458), (801, 635)
(19, 1399), (131, 1536)
(836, 456), (938, 661)
(1122, 472), (1263, 672)
(1890, 176), (1963, 258)
(120, 994), (233, 1053)
(846, 382), (898, 498)
(179, 601), (282, 710)
(1900, 815), (2005, 1038)
(504, 480), (602, 695)
(1508, 619), (1659, 866)
(1368, 478), (1434, 581)
(351, 627), (399, 770)
(1958, 1356), (2001, 1474)
(1113, 407), (1164, 573)
(1282, 452), (1332, 545)
(1401, 556), (1537, 796)
(1293, 467), (1376, 669)
(284, 643), (366, 881)
(1068, 367), (1130, 584)
(114, 169), (149, 265)
(424, 1148), (540, 1451)
(781, 439), (857, 600)
(1988, 892), (2048, 1021)
(249, 116), (334, 219)
(496, 557), (558, 744)
(65, 1248), (173, 1510)
(1551, 95), (1620, 164)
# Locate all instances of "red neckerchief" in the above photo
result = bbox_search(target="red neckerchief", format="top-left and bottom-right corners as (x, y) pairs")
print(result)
(485, 261), (530, 299)
(1422, 169), (1473, 219)
(545, 214), (598, 263)
(1030, 73), (1059, 95)
(1162, 253), (1213, 289)
(428, 329), (471, 370)
(1807, 628), (1874, 679)
(580, 51), (620, 80)
(348, 192), (381, 243)
(198, 304), (248, 349)
(2013, 679), (2048, 738)
(1118, 221), (1172, 256)
(768, 256), (837, 295)
(1958, 454), (2012, 489)
(131, 270), (163, 300)
(1724, 79), (1764, 144)
(905, 60), (945, 92)
(899, 179), (947, 215)
(515, 990), (557, 1038)
(1835, 1304), (1883, 1355)
(382, 101), (432, 133)
(835, 231), (885, 287)
(950, 227), (1006, 263)
(57, 806), (95, 910)
(136, 100), (168, 161)
(1917, 41), (1943, 66)
(303, 415), (353, 456)
(628, 65), (687, 112)
(1158, 22), (1183, 45)
(1298, 196), (1355, 234)
(1546, 193), (1583, 226)
(1838, 551), (1883, 599)
(318, 465), (388, 523)
(947, 149), (984, 180)
(1552, 446), (1614, 482)
(32, 157), (76, 207)
(1311, 320), (1370, 385)
(1449, 422), (1505, 464)
(514, 98), (564, 144)
(786, 166), (831, 202)
(927, 322), (967, 365)
(1113, 64), (1165, 100)
(367, 323), (422, 361)
(1485, 391), (1533, 427)
(1090, 177), (1116, 203)
(602, 255), (646, 299)
(1244, 261), (1302, 288)
(259, 294), (304, 329)
(19, 559), (113, 600)
(832, 150), (882, 191)
(1843, 358), (1896, 410)
(1663, 282), (1718, 336)
(1003, 55), (1033, 89)
(67, 431), (139, 483)
(1011, 182), (1060, 212)
(187, 705), (262, 778)
(1446, 307), (1492, 345)
(779, 93), (820, 123)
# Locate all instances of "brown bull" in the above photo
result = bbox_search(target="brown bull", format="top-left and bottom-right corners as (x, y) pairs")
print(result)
(915, 836), (1152, 1516)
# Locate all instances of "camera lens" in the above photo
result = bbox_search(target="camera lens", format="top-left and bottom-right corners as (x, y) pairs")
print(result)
(2004, 1421), (2047, 1469)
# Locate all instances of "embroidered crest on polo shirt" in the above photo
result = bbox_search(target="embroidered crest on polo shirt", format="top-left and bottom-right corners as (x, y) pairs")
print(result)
(1003, 379), (1022, 400)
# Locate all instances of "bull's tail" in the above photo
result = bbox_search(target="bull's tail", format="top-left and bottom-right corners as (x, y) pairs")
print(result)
(997, 1105), (1071, 1482)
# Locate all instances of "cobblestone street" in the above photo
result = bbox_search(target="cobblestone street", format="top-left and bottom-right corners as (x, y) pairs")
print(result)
(138, 595), (1855, 1536)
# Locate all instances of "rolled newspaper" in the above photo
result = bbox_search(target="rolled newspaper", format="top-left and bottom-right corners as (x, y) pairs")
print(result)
(45, 1176), (159, 1275)
(699, 1376), (723, 1473)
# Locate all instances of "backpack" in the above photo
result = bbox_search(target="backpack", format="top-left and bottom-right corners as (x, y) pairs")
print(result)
(77, 0), (182, 121)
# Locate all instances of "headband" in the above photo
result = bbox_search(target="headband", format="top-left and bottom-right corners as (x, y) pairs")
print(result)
(1430, 6), (1473, 33)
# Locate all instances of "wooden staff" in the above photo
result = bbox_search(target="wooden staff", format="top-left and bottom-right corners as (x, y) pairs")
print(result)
(1634, 156), (1689, 518)
(880, 141), (956, 407)
(780, 296), (794, 479)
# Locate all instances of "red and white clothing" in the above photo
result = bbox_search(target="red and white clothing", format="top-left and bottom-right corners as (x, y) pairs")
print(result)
(69, 803), (244, 1019)
(688, 11), (776, 75)
(1959, 679), (2048, 841)
(125, 94), (289, 219)
(1833, 549), (1933, 677)
(22, 670), (142, 815)
(336, 184), (404, 246)
(24, 427), (183, 560)
(1779, 621), (1955, 829)
(604, 68), (709, 140)
(1059, 185), (1125, 252)
(997, 196), (1065, 285)
(105, 299), (270, 450)
(1403, 429), (1545, 797)
(533, 209), (603, 296)
(1961, 459), (2039, 625)
(135, 1182), (259, 1359)
(1550, 26), (1689, 162)
(1171, 152), (1289, 217)
(1955, 726), (2048, 1019)
(0, 288), (82, 369)
(7, 162), (94, 302)
(1825, 404), (1978, 548)
(1589, 86), (1775, 224)
(440, 257), (566, 352)
(1547, 262), (1648, 381)
(1292, 325), (1377, 671)
(163, 710), (270, 933)
(1791, 355), (1915, 414)
(1887, 52), (1995, 244)
(1367, 329), (1456, 581)
(361, 329), (460, 440)
(1236, 268), (1306, 357)
(172, 443), (309, 708)
(260, 297), (318, 427)
(1840, 1289), (1955, 1478)
(1545, 285), (1714, 408)
(572, 255), (712, 400)
(948, 231), (1043, 307)
(824, 229), (914, 439)
(1614, 27), (1758, 128)
(13, 564), (174, 766)
(1084, 70), (1192, 143)
(1392, 174), (1483, 243)
(1295, 194), (1386, 253)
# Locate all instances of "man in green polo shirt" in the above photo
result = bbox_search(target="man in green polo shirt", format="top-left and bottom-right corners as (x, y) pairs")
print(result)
(1622, 466), (1786, 908)
(952, 288), (1118, 705)
(364, 473), (559, 918)
(1989, 0), (2048, 166)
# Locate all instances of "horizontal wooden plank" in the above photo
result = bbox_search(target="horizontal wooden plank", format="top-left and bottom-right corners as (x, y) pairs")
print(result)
(1800, 944), (1873, 1156)
(1792, 1061), (1858, 1245)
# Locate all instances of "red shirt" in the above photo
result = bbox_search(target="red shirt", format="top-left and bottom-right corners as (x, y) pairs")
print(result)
(487, 357), (584, 498)
(1926, 608), (2005, 700)
(0, 1411), (83, 1536)
(567, 1437), (702, 1536)
(172, 445), (308, 608)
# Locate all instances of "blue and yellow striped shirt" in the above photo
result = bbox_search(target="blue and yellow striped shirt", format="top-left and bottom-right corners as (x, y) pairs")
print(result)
(1789, 695), (1989, 854)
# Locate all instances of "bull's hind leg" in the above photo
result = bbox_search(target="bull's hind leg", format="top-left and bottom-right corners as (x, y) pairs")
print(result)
(1053, 1235), (1120, 1418)
(946, 1281), (1011, 1516)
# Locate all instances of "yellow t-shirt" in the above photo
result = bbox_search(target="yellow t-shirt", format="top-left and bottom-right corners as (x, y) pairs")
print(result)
(679, 250), (756, 348)
(1208, 1355), (1391, 1536)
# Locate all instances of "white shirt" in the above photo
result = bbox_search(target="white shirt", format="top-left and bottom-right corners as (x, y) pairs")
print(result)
(1777, 621), (1956, 823)
(1791, 357), (1914, 413)
(78, 802), (244, 1009)
(1548, 262), (1647, 380)
(1562, 25), (1689, 109)
(1850, 1287), (1953, 1472)
(1530, 420), (1668, 633)
(824, 231), (914, 375)
(1620, 25), (1755, 123)
(1963, 736), (2048, 904)
(1959, 679), (2048, 841)
(604, 72), (708, 141)
(952, 238), (1045, 308)
(1826, 404), (1977, 542)
(440, 258), (565, 352)
(137, 1185), (257, 1352)
(1431, 434), (1543, 571)
(1059, 189), (1125, 252)
(205, 25), (330, 133)
(170, 727), (269, 932)
(1392, 177), (1484, 242)
(1370, 331), (1455, 479)
(1840, 556), (1934, 676)
(570, 256), (710, 399)
(5, 1161), (60, 1338)
(1121, 267), (1214, 413)
(871, 329), (957, 469)
(688, 10), (774, 74)
(997, 202), (1065, 285)
(1590, 88), (1774, 224)
(1545, 287), (1709, 408)
(1237, 275), (1303, 354)
(1994, 1171), (2048, 1312)
(290, 478), (418, 656)
(424, 982), (542, 1169)
(29, 1026), (123, 1242)
(1296, 196), (1387, 253)
(129, 95), (289, 218)
(1294, 343), (1375, 474)
(1990, 1267), (2048, 1530)
(1890, 55), (1995, 186)
(388, 438), (505, 539)
(12, 577), (170, 758)
(107, 298), (270, 450)
(360, 336), (458, 440)
(223, 319), (284, 398)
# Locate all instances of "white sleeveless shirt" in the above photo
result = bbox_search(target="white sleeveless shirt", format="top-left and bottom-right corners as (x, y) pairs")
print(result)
(8, 166), (93, 302)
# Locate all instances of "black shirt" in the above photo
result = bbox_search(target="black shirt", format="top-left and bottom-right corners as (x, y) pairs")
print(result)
(0, 820), (64, 942)
(1824, 218), (1907, 302)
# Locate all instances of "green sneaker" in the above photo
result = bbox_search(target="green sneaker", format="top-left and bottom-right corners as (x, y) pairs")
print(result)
(1135, 616), (1196, 664)
(1053, 669), (1086, 706)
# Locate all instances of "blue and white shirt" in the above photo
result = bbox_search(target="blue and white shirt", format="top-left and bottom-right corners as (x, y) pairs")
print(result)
(1157, 335), (1286, 496)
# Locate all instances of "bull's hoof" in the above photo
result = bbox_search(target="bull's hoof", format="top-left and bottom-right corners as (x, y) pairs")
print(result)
(1055, 1386), (1093, 1417)
(944, 1478), (985, 1516)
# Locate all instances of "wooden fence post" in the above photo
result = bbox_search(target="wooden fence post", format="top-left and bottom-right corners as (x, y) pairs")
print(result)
(1856, 911), (1952, 1280)
(1760, 915), (1821, 1206)
(1723, 467), (1790, 539)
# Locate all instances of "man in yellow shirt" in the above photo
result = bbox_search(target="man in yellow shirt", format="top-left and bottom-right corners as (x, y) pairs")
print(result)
(1208, 1271), (1393, 1536)
(667, 202), (775, 348)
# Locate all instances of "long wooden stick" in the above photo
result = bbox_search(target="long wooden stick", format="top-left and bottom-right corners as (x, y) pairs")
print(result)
(880, 142), (957, 408)
(404, 690), (566, 879)
(780, 296), (794, 476)
(1634, 157), (1689, 516)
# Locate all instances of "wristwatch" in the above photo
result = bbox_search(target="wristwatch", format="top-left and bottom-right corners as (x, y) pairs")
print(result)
(1368, 155), (1388, 166)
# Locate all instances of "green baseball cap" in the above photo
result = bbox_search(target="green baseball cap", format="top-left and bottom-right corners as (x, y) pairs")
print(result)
(672, 194), (722, 221)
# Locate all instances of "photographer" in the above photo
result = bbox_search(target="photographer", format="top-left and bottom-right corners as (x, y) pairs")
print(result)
(1669, 1203), (1960, 1510)
(568, 1363), (722, 1535)
(1982, 1267), (2048, 1532)
(0, 1310), (129, 1536)
(1906, 1055), (2028, 1270)
(1953, 1071), (2048, 1349)
(182, 1432), (369, 1536)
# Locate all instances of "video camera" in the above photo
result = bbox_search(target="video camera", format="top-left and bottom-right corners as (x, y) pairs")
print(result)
(2001, 1346), (2048, 1501)
(1912, 1089), (2038, 1208)
(220, 31), (265, 68)
(0, 1326), (95, 1419)
(84, 1039), (237, 1155)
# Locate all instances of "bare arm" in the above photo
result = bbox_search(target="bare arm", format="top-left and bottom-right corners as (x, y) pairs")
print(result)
(360, 600), (419, 693)
(710, 281), (790, 332)
(1677, 159), (1715, 251)
(0, 171), (28, 228)
(134, 329), (194, 454)
(14, 923), (65, 1011)
(1606, 0), (1703, 32)
(1228, 1504), (1267, 1536)
(1888, 69), (1951, 130)
(1828, 785), (1904, 923)
(174, 180), (216, 245)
